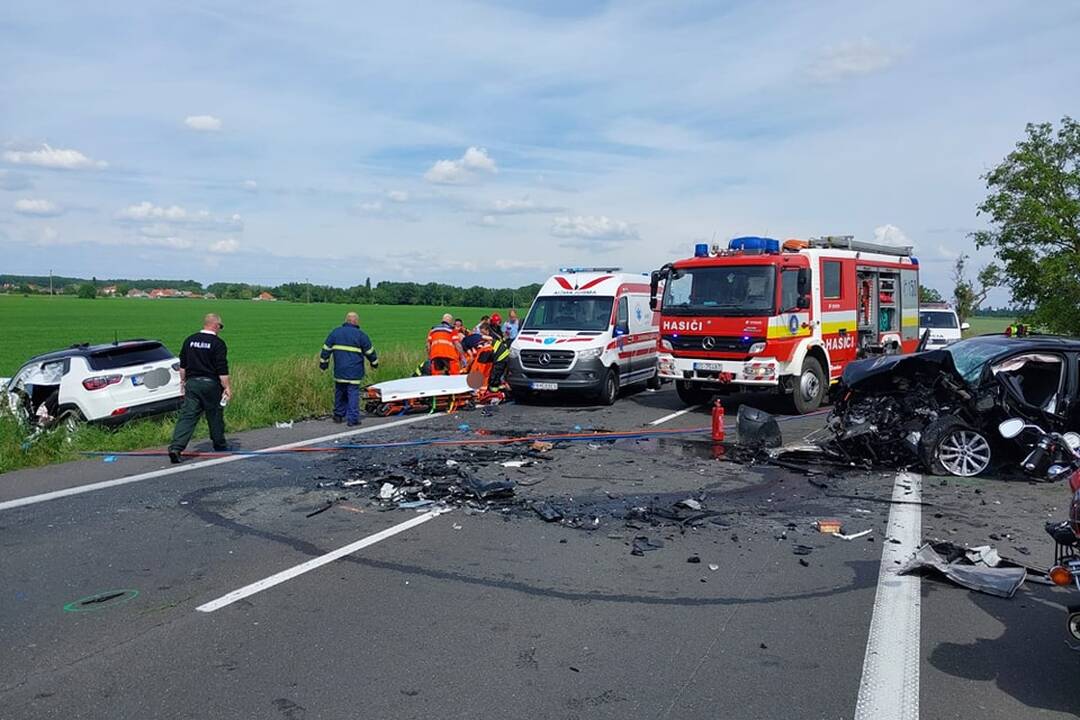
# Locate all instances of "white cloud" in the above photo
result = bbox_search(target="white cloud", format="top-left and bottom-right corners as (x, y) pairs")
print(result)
(209, 238), (240, 254)
(808, 39), (897, 83)
(0, 169), (31, 191)
(115, 201), (243, 232)
(424, 146), (498, 184)
(489, 197), (563, 215)
(358, 199), (384, 213)
(242, 179), (258, 191)
(873, 223), (911, 248)
(3, 143), (107, 170)
(138, 223), (175, 238)
(39, 226), (59, 245)
(136, 236), (193, 250)
(470, 214), (500, 228)
(550, 215), (640, 246)
(493, 258), (547, 271)
(184, 115), (223, 132)
(13, 198), (62, 216)
(386, 190), (409, 203)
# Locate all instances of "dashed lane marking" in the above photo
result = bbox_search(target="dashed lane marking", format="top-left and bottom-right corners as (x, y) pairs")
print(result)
(196, 508), (448, 612)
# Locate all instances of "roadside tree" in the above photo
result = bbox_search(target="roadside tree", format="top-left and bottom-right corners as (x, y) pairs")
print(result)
(974, 116), (1080, 334)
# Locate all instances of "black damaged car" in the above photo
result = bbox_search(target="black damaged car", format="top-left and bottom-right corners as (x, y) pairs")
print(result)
(825, 335), (1080, 477)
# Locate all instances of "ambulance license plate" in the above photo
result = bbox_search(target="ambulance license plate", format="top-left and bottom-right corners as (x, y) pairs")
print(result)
(530, 382), (558, 391)
(693, 362), (724, 372)
(131, 374), (145, 386)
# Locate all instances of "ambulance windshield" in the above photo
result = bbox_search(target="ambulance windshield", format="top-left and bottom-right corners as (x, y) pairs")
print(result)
(523, 296), (615, 332)
(662, 266), (775, 316)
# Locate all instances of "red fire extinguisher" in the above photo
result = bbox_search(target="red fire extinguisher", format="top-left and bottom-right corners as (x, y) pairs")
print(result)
(711, 398), (725, 442)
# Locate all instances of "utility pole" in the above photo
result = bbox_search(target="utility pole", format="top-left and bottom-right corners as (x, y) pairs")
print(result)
(49, 269), (53, 296)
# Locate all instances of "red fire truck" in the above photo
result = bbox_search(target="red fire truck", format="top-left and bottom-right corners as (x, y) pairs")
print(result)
(649, 235), (921, 413)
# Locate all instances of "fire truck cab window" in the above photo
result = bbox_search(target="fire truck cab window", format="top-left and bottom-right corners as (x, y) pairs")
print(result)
(780, 269), (802, 312)
(823, 261), (842, 298)
(661, 266), (775, 316)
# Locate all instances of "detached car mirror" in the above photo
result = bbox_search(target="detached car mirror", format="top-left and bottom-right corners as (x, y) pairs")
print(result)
(998, 418), (1026, 439)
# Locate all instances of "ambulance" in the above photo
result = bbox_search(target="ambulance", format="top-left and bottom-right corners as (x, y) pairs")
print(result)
(508, 268), (660, 404)
(650, 235), (920, 413)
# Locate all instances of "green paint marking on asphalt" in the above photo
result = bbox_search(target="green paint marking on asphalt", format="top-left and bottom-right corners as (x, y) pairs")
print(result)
(63, 589), (140, 613)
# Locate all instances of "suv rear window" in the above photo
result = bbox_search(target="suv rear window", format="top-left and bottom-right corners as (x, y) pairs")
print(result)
(87, 343), (174, 370)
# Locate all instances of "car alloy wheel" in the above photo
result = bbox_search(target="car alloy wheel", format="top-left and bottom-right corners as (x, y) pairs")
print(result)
(936, 429), (991, 477)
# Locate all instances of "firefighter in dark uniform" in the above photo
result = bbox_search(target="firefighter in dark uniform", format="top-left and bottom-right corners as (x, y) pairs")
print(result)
(320, 312), (378, 426)
(169, 313), (231, 463)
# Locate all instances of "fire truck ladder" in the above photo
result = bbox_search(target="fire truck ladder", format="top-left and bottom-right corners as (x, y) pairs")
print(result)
(807, 235), (913, 257)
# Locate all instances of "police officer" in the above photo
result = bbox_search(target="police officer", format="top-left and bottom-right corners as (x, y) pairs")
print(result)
(320, 311), (378, 426)
(169, 313), (231, 463)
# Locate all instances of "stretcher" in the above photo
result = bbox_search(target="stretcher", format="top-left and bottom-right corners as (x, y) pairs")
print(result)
(363, 375), (506, 416)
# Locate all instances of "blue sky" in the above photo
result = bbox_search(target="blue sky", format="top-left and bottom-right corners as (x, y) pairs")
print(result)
(1, 1), (1078, 299)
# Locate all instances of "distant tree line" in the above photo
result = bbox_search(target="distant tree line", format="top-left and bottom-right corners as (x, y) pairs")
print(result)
(207, 279), (542, 308)
(1, 273), (542, 309)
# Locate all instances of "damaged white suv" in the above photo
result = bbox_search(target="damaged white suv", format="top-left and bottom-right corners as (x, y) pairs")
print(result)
(1, 340), (184, 427)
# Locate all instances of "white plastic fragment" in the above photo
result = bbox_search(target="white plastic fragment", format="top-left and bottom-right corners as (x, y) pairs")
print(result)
(379, 483), (395, 500)
(833, 529), (873, 541)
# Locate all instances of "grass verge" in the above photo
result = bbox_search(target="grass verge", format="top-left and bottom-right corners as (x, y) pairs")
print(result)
(0, 346), (424, 474)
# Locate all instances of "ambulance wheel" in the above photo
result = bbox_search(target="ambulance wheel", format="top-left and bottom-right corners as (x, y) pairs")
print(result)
(790, 358), (825, 414)
(676, 380), (711, 406)
(596, 368), (619, 406)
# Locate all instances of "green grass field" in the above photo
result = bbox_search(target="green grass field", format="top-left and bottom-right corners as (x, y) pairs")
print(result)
(964, 316), (1014, 337)
(0, 295), (508, 473)
(0, 295), (505, 375)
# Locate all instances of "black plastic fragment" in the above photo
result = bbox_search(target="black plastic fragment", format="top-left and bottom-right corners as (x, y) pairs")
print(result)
(533, 501), (563, 522)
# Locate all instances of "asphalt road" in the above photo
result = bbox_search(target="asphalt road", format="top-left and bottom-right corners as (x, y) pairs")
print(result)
(1, 386), (1077, 719)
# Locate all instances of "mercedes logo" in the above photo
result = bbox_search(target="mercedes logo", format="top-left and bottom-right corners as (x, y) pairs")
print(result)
(701, 336), (716, 350)
(539, 352), (552, 365)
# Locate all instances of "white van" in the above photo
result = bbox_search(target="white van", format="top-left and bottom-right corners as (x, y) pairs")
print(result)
(508, 268), (660, 404)
(919, 304), (968, 347)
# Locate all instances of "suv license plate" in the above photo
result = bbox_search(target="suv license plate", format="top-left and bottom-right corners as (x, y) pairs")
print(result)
(693, 362), (724, 372)
(530, 382), (558, 391)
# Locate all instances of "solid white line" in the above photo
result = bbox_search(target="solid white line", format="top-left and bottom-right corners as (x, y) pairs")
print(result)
(196, 508), (446, 612)
(0, 414), (436, 512)
(854, 471), (922, 720)
(648, 405), (702, 426)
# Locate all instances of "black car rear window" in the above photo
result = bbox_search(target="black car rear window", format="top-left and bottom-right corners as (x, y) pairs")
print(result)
(87, 343), (174, 370)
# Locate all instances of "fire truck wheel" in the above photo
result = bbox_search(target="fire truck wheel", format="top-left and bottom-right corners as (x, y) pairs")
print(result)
(596, 368), (619, 406)
(675, 380), (711, 406)
(790, 358), (825, 414)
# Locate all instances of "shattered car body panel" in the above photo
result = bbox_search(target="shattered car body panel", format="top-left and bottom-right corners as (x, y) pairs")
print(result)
(825, 335), (1080, 474)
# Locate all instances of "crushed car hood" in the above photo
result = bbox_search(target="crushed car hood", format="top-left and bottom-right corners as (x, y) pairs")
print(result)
(840, 349), (958, 390)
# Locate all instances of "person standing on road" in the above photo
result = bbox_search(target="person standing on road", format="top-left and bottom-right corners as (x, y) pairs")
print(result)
(320, 311), (379, 426)
(503, 309), (520, 340)
(169, 313), (231, 463)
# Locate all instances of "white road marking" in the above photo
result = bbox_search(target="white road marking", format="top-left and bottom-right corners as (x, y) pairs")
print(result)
(854, 471), (922, 720)
(648, 405), (702, 426)
(196, 508), (447, 612)
(0, 415), (435, 512)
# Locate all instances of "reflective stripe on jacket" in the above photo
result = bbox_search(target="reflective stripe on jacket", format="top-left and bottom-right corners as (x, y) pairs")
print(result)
(320, 323), (377, 382)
